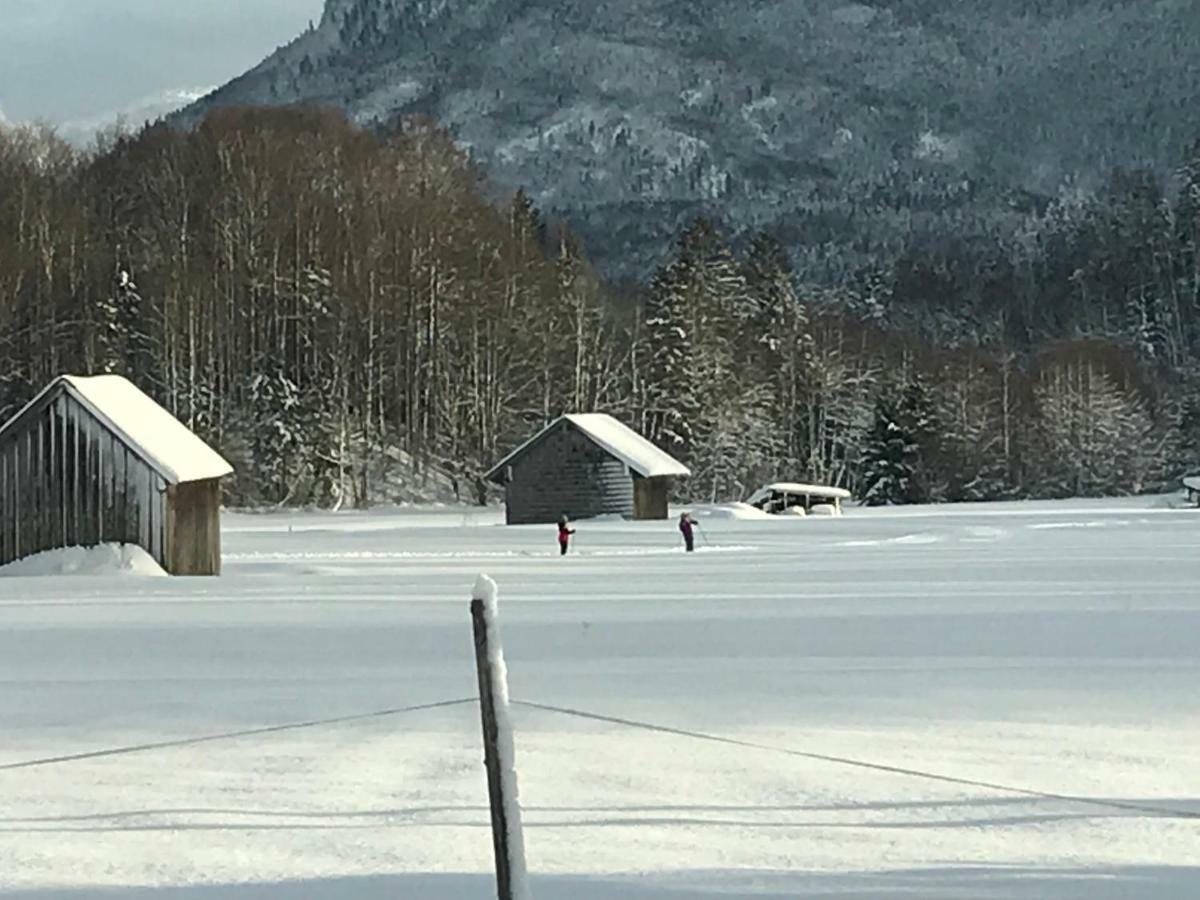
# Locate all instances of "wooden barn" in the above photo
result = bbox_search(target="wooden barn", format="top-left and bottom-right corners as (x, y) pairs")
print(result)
(0, 375), (233, 575)
(487, 414), (690, 525)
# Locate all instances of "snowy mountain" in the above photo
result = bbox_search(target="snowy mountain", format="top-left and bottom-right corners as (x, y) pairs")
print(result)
(60, 87), (212, 146)
(183, 0), (1200, 276)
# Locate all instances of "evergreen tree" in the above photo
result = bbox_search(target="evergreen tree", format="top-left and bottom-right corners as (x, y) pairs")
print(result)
(246, 367), (317, 504)
(642, 255), (698, 454)
(641, 218), (743, 473)
(859, 395), (920, 506)
(1163, 365), (1200, 482)
(510, 188), (546, 250)
(742, 232), (811, 466)
(896, 375), (941, 503)
(97, 265), (146, 377)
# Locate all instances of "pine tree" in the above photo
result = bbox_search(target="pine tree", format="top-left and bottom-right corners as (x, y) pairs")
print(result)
(859, 395), (920, 506)
(642, 253), (699, 455)
(97, 265), (146, 377)
(246, 367), (318, 504)
(1163, 365), (1200, 483)
(742, 232), (811, 467)
(641, 218), (744, 471)
(896, 375), (941, 502)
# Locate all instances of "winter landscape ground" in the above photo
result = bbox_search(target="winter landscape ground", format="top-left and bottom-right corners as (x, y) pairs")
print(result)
(1, 498), (1197, 898)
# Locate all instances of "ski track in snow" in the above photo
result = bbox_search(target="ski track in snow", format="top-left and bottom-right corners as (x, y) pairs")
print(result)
(0, 498), (1197, 898)
(224, 545), (756, 562)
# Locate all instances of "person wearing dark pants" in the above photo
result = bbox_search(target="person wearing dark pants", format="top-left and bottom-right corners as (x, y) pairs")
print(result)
(679, 512), (696, 552)
(558, 515), (576, 555)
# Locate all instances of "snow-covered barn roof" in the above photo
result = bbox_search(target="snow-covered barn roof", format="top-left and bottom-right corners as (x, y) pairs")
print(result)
(487, 413), (690, 481)
(0, 375), (233, 485)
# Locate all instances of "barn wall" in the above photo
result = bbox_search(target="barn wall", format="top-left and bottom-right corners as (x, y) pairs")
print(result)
(167, 479), (222, 575)
(0, 390), (169, 569)
(633, 476), (671, 520)
(503, 421), (634, 525)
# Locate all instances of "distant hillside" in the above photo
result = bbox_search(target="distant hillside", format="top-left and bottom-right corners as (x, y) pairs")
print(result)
(180, 0), (1200, 277)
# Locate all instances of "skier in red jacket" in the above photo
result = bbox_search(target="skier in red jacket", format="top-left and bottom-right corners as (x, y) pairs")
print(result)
(557, 515), (576, 556)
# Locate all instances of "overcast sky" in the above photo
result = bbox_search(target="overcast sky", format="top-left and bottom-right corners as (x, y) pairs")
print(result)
(0, 0), (324, 128)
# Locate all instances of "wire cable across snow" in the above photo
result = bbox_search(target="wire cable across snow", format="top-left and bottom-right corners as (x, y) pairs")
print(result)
(512, 699), (1200, 821)
(0, 697), (477, 771)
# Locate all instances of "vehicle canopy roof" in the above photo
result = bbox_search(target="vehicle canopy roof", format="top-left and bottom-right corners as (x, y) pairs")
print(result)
(747, 482), (852, 503)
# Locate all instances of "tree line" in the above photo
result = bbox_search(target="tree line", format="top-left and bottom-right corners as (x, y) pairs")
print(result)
(1, 108), (1198, 507)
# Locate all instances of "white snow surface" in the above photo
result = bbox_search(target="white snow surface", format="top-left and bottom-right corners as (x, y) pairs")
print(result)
(0, 543), (167, 577)
(46, 375), (231, 484)
(0, 497), (1198, 898)
(473, 574), (532, 900)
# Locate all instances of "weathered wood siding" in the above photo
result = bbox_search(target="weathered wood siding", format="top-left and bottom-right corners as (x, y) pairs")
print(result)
(0, 388), (208, 573)
(633, 475), (671, 520)
(167, 479), (222, 575)
(503, 420), (634, 525)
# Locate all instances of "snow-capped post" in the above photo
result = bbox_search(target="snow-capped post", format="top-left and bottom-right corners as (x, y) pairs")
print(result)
(470, 575), (531, 900)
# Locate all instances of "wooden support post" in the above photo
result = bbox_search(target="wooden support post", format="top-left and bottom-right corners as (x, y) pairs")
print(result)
(472, 594), (517, 900)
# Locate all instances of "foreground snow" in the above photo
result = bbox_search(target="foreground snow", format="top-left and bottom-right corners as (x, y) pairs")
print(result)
(0, 498), (1197, 897)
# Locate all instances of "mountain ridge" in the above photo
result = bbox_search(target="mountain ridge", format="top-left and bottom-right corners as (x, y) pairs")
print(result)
(180, 0), (1200, 278)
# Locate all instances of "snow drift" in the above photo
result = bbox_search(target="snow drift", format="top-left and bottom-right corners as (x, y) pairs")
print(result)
(0, 543), (168, 577)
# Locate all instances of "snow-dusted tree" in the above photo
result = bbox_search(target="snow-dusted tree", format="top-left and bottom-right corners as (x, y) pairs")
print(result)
(689, 382), (780, 501)
(858, 395), (920, 506)
(641, 255), (699, 455)
(742, 231), (811, 467)
(897, 375), (942, 502)
(641, 218), (744, 470)
(933, 357), (1011, 501)
(553, 229), (624, 414)
(798, 316), (877, 489)
(245, 367), (316, 505)
(856, 372), (943, 506)
(295, 262), (359, 509)
(1158, 364), (1200, 485)
(95, 264), (149, 377)
(1032, 361), (1156, 497)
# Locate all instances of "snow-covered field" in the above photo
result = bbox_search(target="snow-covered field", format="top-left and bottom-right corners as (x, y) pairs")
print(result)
(1, 498), (1197, 898)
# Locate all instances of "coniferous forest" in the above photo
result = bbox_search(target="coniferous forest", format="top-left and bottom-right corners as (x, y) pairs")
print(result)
(3, 109), (1200, 507)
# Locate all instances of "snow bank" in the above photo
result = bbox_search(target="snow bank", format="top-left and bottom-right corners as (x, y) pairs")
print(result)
(688, 502), (773, 520)
(472, 574), (531, 900)
(0, 544), (167, 577)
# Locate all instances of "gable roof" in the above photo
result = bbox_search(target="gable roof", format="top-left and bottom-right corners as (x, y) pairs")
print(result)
(487, 413), (690, 481)
(0, 375), (233, 485)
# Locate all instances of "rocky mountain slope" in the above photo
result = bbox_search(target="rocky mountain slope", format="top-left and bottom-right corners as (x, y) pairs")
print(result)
(181, 0), (1200, 277)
